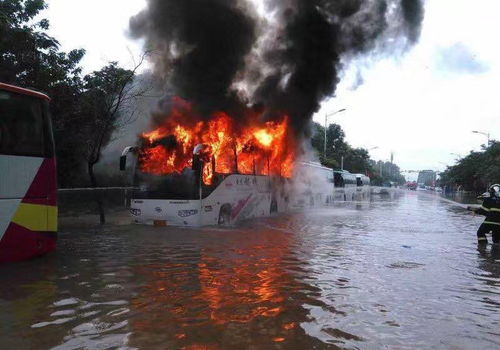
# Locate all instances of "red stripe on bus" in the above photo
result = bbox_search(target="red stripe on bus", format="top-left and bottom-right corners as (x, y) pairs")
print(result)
(0, 223), (56, 263)
(22, 158), (57, 206)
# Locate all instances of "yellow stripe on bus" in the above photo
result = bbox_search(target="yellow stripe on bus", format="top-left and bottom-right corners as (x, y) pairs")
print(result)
(11, 203), (58, 232)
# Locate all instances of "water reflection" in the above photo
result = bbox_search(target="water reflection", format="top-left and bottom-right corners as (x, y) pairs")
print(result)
(126, 229), (340, 349)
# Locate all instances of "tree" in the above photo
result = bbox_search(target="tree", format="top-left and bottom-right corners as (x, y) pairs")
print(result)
(342, 147), (371, 174)
(78, 59), (149, 224)
(310, 121), (406, 185)
(370, 160), (406, 185)
(311, 121), (347, 165)
(440, 141), (500, 192)
(1, 0), (87, 187)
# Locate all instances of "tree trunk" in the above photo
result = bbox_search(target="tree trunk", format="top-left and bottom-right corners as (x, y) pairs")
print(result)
(88, 162), (106, 225)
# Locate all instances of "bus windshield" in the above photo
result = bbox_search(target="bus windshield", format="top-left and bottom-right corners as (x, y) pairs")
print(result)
(0, 90), (49, 157)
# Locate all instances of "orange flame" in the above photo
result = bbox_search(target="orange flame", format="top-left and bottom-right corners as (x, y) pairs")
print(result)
(139, 97), (295, 184)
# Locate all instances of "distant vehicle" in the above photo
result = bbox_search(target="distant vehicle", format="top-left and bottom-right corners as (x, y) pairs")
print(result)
(407, 182), (417, 190)
(291, 161), (335, 207)
(120, 147), (334, 227)
(0, 83), (57, 263)
(355, 174), (370, 187)
(354, 173), (371, 199)
(333, 170), (358, 201)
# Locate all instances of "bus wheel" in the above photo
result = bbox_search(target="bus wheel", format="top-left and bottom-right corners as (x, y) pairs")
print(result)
(218, 204), (231, 225)
(270, 199), (278, 214)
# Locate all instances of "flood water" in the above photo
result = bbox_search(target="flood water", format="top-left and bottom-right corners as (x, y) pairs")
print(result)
(1, 190), (499, 349)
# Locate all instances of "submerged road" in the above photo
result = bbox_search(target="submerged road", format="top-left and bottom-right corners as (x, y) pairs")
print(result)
(0, 191), (499, 349)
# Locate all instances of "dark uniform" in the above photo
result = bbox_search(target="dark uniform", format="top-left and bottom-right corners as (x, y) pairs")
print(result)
(474, 189), (500, 244)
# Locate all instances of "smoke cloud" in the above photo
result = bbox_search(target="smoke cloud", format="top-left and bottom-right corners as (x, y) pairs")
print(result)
(130, 0), (424, 139)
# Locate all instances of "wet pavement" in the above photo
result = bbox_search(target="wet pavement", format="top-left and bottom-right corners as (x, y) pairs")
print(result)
(1, 190), (499, 349)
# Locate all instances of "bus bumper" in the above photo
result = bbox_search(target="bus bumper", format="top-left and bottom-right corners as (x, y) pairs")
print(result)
(0, 223), (56, 263)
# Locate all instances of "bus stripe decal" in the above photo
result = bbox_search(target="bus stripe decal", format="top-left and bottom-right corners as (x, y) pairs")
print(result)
(22, 158), (57, 206)
(11, 203), (57, 232)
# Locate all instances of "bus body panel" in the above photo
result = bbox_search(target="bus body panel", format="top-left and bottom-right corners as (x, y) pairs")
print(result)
(0, 156), (44, 199)
(0, 157), (57, 263)
(129, 169), (340, 227)
(131, 174), (279, 227)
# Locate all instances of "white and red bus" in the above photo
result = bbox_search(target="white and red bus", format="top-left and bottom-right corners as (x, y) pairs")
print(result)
(0, 83), (57, 263)
(120, 147), (334, 227)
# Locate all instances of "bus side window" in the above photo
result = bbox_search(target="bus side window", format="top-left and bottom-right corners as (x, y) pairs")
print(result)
(0, 91), (45, 157)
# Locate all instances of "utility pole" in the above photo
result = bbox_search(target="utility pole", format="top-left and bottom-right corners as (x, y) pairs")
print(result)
(323, 108), (346, 159)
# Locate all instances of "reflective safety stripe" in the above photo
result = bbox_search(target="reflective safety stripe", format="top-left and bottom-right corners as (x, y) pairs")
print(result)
(480, 205), (491, 211)
(11, 203), (58, 232)
(478, 237), (487, 241)
(484, 221), (500, 226)
(490, 207), (500, 212)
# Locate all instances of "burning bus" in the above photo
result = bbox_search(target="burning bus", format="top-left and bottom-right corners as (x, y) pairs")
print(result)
(119, 98), (334, 226)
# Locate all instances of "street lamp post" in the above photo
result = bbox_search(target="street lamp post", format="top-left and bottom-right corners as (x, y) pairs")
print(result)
(472, 130), (490, 145)
(323, 108), (346, 159)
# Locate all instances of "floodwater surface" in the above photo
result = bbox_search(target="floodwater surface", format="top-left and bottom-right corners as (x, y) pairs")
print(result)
(1, 191), (499, 349)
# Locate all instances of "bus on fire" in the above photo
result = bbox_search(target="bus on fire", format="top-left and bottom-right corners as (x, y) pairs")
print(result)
(120, 145), (343, 226)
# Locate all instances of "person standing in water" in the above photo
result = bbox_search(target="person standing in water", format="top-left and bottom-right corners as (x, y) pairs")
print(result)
(469, 184), (500, 244)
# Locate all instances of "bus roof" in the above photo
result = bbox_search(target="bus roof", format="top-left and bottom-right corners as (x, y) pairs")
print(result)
(297, 161), (332, 171)
(0, 82), (50, 101)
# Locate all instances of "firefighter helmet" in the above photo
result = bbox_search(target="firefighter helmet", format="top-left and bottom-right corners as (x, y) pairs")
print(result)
(489, 184), (500, 197)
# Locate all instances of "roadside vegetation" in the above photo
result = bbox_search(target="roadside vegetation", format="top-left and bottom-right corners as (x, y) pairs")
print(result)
(0, 0), (146, 191)
(440, 141), (500, 193)
(310, 122), (406, 186)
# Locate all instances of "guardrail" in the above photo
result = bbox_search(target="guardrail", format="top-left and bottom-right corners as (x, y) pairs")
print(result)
(57, 187), (138, 215)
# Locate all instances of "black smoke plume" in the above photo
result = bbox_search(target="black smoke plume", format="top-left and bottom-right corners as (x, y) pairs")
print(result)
(130, 0), (424, 139)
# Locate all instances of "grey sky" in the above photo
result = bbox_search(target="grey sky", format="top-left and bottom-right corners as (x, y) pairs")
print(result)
(45, 0), (499, 179)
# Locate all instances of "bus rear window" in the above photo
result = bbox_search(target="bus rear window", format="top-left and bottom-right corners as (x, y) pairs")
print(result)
(0, 90), (45, 157)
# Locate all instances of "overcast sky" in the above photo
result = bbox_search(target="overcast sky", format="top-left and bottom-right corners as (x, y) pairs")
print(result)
(45, 0), (499, 179)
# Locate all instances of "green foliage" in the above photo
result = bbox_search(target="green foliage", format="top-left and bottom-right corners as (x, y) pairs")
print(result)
(1, 0), (140, 188)
(310, 121), (405, 184)
(80, 63), (136, 167)
(440, 141), (500, 192)
(369, 160), (406, 185)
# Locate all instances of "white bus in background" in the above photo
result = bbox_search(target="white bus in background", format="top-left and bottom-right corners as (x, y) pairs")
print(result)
(333, 170), (358, 201)
(120, 148), (333, 227)
(288, 161), (334, 209)
(355, 173), (371, 199)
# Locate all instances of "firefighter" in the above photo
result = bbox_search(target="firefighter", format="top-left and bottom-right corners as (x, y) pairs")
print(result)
(469, 184), (500, 244)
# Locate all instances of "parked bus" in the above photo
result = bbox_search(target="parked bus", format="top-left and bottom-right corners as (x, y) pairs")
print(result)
(288, 161), (334, 208)
(333, 170), (358, 201)
(355, 173), (371, 199)
(120, 147), (333, 226)
(0, 83), (57, 263)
